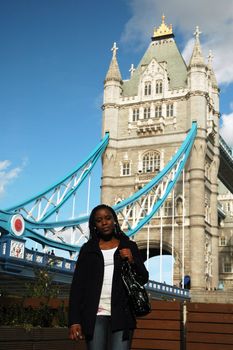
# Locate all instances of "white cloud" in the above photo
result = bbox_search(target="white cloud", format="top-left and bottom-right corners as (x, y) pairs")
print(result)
(220, 113), (233, 148)
(121, 0), (233, 84)
(0, 159), (27, 197)
(0, 160), (11, 172)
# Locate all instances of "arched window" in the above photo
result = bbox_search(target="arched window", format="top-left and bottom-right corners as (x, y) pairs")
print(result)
(132, 108), (139, 121)
(144, 82), (151, 96)
(156, 80), (163, 94)
(142, 151), (160, 173)
(143, 107), (151, 119)
(220, 236), (226, 246)
(155, 105), (162, 118)
(166, 104), (174, 117)
(164, 200), (172, 216)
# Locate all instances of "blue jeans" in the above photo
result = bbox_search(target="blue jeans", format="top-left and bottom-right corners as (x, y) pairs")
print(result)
(86, 315), (133, 350)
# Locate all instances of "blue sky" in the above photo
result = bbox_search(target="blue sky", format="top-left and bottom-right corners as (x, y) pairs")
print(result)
(1, 0), (233, 283)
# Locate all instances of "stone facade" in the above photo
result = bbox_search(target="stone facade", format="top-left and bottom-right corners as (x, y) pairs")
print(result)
(101, 18), (232, 301)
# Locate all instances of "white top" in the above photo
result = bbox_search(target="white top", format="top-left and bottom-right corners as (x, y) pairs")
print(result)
(97, 247), (117, 316)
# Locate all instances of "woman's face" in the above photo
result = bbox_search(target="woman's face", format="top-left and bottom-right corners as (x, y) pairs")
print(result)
(94, 208), (115, 237)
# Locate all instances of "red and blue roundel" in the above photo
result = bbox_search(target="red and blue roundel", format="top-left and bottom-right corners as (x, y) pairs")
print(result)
(10, 214), (25, 236)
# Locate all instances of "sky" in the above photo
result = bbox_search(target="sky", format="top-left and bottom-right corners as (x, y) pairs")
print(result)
(1, 0), (233, 283)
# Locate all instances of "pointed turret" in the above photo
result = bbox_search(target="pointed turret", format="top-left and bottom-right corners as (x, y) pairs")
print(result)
(104, 42), (122, 83)
(102, 43), (122, 139)
(189, 26), (205, 68)
(187, 26), (208, 95)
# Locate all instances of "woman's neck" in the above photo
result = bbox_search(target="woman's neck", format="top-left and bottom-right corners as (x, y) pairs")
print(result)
(99, 237), (119, 250)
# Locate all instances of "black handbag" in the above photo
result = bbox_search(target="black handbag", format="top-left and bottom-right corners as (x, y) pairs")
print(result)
(121, 260), (151, 317)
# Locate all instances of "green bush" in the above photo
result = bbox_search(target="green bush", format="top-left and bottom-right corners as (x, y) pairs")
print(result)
(25, 265), (60, 299)
(0, 301), (67, 328)
(0, 265), (68, 328)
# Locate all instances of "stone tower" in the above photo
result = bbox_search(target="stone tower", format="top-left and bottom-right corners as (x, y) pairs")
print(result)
(101, 17), (220, 299)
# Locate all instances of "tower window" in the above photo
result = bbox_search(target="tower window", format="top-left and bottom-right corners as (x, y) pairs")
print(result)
(132, 108), (139, 122)
(121, 161), (131, 176)
(164, 200), (172, 216)
(142, 151), (160, 173)
(156, 80), (163, 94)
(166, 104), (174, 117)
(143, 107), (151, 119)
(155, 105), (162, 118)
(144, 82), (151, 96)
(220, 236), (226, 246)
(224, 263), (232, 273)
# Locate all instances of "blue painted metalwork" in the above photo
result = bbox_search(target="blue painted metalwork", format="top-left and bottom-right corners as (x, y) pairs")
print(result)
(113, 121), (197, 236)
(0, 123), (197, 252)
(146, 280), (190, 300)
(0, 236), (189, 301)
(5, 132), (109, 222)
(0, 236), (76, 287)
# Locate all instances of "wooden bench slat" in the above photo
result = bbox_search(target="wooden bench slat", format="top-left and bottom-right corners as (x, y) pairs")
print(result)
(140, 310), (181, 320)
(187, 303), (233, 313)
(187, 343), (233, 350)
(186, 332), (233, 345)
(132, 338), (180, 350)
(186, 322), (233, 334)
(187, 313), (233, 323)
(149, 301), (181, 311)
(134, 328), (181, 340)
(137, 319), (181, 330)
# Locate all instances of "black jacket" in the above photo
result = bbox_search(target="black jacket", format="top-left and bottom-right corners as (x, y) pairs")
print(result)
(68, 235), (148, 339)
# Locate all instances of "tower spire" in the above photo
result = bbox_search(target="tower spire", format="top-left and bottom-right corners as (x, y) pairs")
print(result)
(105, 42), (122, 83)
(189, 26), (205, 67)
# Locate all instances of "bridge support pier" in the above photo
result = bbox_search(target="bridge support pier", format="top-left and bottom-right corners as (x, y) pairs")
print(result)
(189, 137), (206, 291)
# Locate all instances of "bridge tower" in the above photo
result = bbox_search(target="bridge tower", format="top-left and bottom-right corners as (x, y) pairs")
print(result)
(101, 17), (220, 299)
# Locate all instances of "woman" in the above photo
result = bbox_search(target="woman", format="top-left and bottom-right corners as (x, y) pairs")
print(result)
(68, 204), (149, 350)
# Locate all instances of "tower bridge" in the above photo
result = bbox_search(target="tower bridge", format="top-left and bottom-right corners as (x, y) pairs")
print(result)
(0, 17), (233, 302)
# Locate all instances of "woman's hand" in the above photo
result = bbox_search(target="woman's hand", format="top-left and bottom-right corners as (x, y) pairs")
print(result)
(119, 248), (134, 263)
(69, 323), (83, 340)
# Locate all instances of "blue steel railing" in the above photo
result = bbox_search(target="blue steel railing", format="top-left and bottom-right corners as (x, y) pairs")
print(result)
(146, 280), (190, 300)
(0, 236), (190, 301)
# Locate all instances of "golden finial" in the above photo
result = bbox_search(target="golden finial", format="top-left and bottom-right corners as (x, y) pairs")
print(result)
(152, 15), (173, 39)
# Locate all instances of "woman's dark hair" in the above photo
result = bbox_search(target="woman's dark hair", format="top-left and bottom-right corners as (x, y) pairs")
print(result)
(88, 204), (126, 240)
